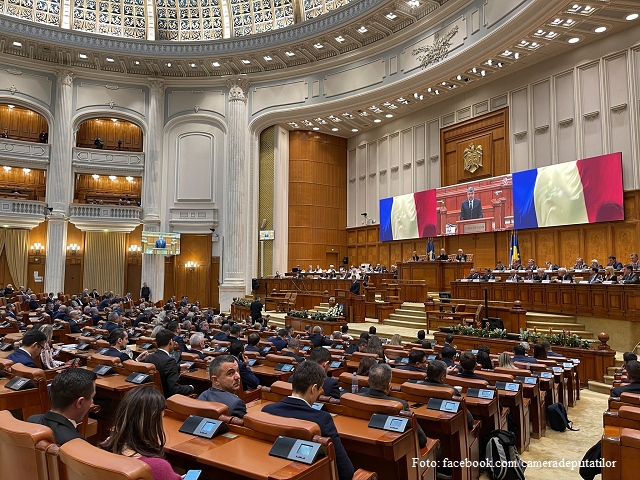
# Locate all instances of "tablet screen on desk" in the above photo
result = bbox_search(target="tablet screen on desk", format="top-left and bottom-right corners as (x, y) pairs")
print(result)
(282, 364), (294, 372)
(297, 444), (313, 456)
(479, 389), (494, 399)
(329, 361), (342, 368)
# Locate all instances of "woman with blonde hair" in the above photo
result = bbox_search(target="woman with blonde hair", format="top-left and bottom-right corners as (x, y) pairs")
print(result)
(39, 324), (65, 369)
(597, 265), (618, 283)
(389, 334), (403, 346)
(498, 352), (517, 369)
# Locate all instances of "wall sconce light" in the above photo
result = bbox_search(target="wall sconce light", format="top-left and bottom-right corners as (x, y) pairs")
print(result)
(23, 168), (31, 174)
(67, 243), (80, 255)
(30, 243), (44, 255)
(3, 166), (11, 172)
(128, 244), (141, 256)
(185, 261), (198, 273)
(109, 175), (117, 181)
(92, 174), (100, 180)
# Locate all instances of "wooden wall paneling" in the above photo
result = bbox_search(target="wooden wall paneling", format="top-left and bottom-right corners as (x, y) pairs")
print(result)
(0, 168), (47, 201)
(63, 224), (84, 294)
(0, 104), (48, 143)
(172, 234), (212, 305)
(74, 174), (142, 204)
(76, 118), (143, 152)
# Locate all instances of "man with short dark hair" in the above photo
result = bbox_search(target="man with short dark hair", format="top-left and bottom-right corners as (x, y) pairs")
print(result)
(284, 338), (305, 362)
(456, 352), (487, 380)
(250, 296), (263, 322)
(621, 265), (640, 284)
(424, 360), (474, 430)
(198, 355), (248, 417)
(102, 312), (121, 333)
(7, 329), (47, 368)
(167, 320), (188, 352)
(28, 294), (41, 310)
(345, 338), (367, 356)
(369, 326), (377, 336)
(268, 328), (288, 351)
(227, 324), (243, 349)
(145, 328), (194, 397)
(612, 361), (640, 397)
(263, 362), (354, 480)
(512, 344), (538, 364)
(540, 341), (562, 358)
(245, 332), (264, 356)
(303, 347), (341, 398)
(212, 323), (230, 341)
(440, 345), (462, 371)
(444, 333), (454, 346)
(229, 342), (260, 391)
(617, 352), (638, 383)
(412, 330), (431, 349)
(396, 350), (428, 373)
(27, 368), (97, 445)
(358, 363), (427, 448)
(104, 328), (132, 363)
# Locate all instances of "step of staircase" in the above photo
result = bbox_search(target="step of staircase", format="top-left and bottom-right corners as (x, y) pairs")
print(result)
(603, 375), (614, 385)
(607, 366), (620, 376)
(526, 321), (587, 331)
(526, 312), (579, 324)
(588, 380), (612, 394)
(398, 303), (426, 312)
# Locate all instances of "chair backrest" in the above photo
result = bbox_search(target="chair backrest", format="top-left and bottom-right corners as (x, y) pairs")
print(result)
(339, 392), (404, 416)
(445, 376), (489, 389)
(269, 380), (293, 397)
(50, 438), (153, 480)
(0, 358), (14, 373)
(456, 304), (466, 313)
(494, 367), (531, 376)
(400, 382), (456, 400)
(121, 360), (156, 374)
(180, 352), (200, 362)
(10, 363), (46, 382)
(87, 354), (121, 367)
(243, 411), (320, 441)
(338, 372), (370, 389)
(265, 353), (295, 364)
(165, 395), (229, 419)
(391, 368), (427, 383)
(0, 410), (54, 480)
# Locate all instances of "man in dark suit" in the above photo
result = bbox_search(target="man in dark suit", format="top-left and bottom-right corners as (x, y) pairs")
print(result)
(455, 249), (467, 262)
(167, 321), (188, 352)
(263, 361), (354, 480)
(226, 324), (244, 350)
(621, 265), (640, 284)
(460, 186), (483, 220)
(7, 329), (47, 368)
(611, 361), (640, 397)
(358, 363), (427, 448)
(230, 343), (260, 391)
(28, 294), (41, 310)
(481, 268), (495, 281)
(212, 323), (230, 341)
(441, 345), (462, 372)
(512, 344), (538, 364)
(495, 260), (507, 271)
(525, 259), (538, 271)
(630, 253), (640, 271)
(456, 352), (489, 380)
(410, 250), (421, 261)
(589, 267), (603, 284)
(52, 305), (68, 322)
(102, 312), (122, 333)
(6, 303), (18, 322)
(198, 354), (247, 417)
(155, 235), (167, 248)
(412, 330), (432, 349)
(573, 257), (587, 270)
(97, 297), (111, 311)
(250, 296), (263, 322)
(90, 307), (102, 326)
(349, 276), (361, 295)
(545, 261), (559, 271)
(423, 360), (474, 431)
(305, 347), (341, 398)
(67, 310), (83, 334)
(554, 268), (573, 283)
(506, 269), (522, 282)
(540, 341), (563, 358)
(268, 329), (289, 352)
(396, 350), (428, 374)
(466, 268), (480, 280)
(145, 328), (194, 397)
(308, 326), (332, 348)
(283, 338), (306, 362)
(103, 328), (151, 364)
(244, 332), (266, 356)
(345, 338), (367, 356)
(27, 368), (96, 445)
(533, 268), (551, 282)
(607, 255), (623, 271)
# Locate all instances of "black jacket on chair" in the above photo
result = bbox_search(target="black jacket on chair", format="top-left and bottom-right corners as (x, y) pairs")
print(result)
(611, 381), (640, 397)
(145, 350), (193, 397)
(27, 411), (83, 445)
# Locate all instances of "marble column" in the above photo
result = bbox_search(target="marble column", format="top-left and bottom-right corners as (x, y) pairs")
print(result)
(219, 78), (250, 310)
(140, 78), (165, 302)
(44, 70), (74, 294)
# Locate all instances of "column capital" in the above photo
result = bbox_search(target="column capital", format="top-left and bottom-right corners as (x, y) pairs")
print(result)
(55, 69), (75, 87)
(227, 77), (250, 103)
(148, 78), (165, 96)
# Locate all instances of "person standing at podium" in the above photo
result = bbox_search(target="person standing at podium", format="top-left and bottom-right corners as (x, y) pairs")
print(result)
(349, 276), (361, 295)
(460, 186), (483, 220)
(154, 234), (167, 249)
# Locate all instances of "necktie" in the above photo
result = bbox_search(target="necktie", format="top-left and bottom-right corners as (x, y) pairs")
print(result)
(470, 200), (473, 209)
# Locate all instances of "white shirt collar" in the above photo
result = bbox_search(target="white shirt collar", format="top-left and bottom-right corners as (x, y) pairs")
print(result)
(288, 395), (312, 407)
(159, 348), (172, 356)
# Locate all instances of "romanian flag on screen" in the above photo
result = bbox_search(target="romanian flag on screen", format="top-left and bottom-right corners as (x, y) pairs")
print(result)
(512, 153), (624, 230)
(379, 190), (437, 241)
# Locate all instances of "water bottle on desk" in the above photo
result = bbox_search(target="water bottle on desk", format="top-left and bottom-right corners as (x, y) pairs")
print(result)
(351, 372), (359, 394)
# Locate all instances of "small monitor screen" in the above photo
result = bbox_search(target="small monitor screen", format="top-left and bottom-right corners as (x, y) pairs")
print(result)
(297, 444), (313, 456)
(444, 402), (456, 411)
(506, 383), (518, 391)
(330, 361), (342, 368)
(135, 374), (146, 382)
(479, 390), (493, 399)
(282, 364), (294, 372)
(390, 418), (403, 429)
(259, 230), (275, 240)
(141, 231), (181, 255)
(201, 422), (215, 433)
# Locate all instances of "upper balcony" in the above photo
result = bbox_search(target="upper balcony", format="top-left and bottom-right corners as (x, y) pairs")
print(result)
(72, 147), (145, 173)
(0, 198), (47, 229)
(0, 138), (50, 167)
(69, 204), (142, 233)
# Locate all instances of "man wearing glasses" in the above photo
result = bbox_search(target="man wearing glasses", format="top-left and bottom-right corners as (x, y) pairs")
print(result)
(6, 329), (48, 368)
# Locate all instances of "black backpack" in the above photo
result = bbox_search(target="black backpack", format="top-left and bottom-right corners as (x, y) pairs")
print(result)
(579, 440), (602, 480)
(547, 402), (578, 432)
(482, 429), (526, 480)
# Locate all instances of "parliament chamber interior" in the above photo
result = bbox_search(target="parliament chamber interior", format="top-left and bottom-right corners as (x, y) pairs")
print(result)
(1, 0), (640, 479)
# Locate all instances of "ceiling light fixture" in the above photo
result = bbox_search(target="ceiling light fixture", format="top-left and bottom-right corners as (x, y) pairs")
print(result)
(92, 174), (100, 180)
(241, 59), (250, 64)
(314, 43), (323, 49)
(514, 52), (520, 59)
(7, 105), (14, 109)
(12, 41), (21, 47)
(374, 119), (382, 123)
(351, 128), (359, 132)
(134, 60), (140, 65)
(166, 62), (172, 67)
(190, 63), (196, 68)
(480, 70), (486, 76)
(212, 61), (220, 67)
(79, 53), (88, 59)
(594, 26), (606, 33)
(285, 51), (295, 56)
(407, 0), (419, 7)
(111, 118), (118, 122)
(626, 13), (638, 21)
(126, 176), (133, 181)
(456, 75), (462, 80)
(332, 128), (339, 131)
(568, 37), (580, 43)
(109, 175), (117, 181)
(385, 114), (393, 118)
(471, 67), (477, 73)
(335, 36), (345, 43)
(22, 168), (30, 174)
(358, 26), (368, 34)
(106, 57), (114, 62)
(386, 12), (397, 20)
(312, 127), (319, 130)
(2, 166), (11, 172)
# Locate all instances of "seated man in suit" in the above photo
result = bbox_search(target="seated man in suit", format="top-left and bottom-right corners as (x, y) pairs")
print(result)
(283, 338), (306, 363)
(533, 268), (551, 282)
(229, 342), (260, 391)
(494, 260), (507, 271)
(423, 360), (474, 431)
(412, 329), (432, 349)
(188, 332), (211, 361)
(345, 338), (367, 356)
(212, 323), (230, 341)
(359, 363), (427, 448)
(512, 344), (538, 364)
(302, 347), (341, 398)
(506, 269), (522, 282)
(573, 257), (587, 270)
(435, 248), (449, 261)
(616, 352), (638, 382)
(396, 350), (428, 374)
(167, 320), (189, 352)
(620, 264), (640, 284)
(67, 310), (83, 334)
(455, 248), (467, 262)
(607, 255), (623, 271)
(244, 332), (266, 357)
(545, 260), (559, 271)
(456, 352), (488, 380)
(97, 297), (111, 312)
(440, 345), (462, 371)
(611, 360), (640, 397)
(554, 268), (573, 283)
(226, 324), (244, 350)
(90, 307), (102, 326)
(198, 354), (247, 417)
(7, 329), (47, 368)
(460, 186), (483, 220)
(263, 361), (355, 480)
(268, 328), (289, 352)
(591, 259), (603, 271)
(104, 328), (148, 363)
(540, 341), (563, 358)
(145, 328), (194, 397)
(589, 266), (603, 284)
(154, 235), (167, 248)
(27, 368), (96, 445)
(525, 259), (538, 271)
(102, 312), (122, 333)
(481, 268), (495, 281)
(52, 305), (68, 322)
(28, 294), (41, 310)
(308, 326), (332, 348)
(466, 268), (480, 280)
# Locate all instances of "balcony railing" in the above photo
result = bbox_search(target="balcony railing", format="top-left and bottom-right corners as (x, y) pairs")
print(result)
(0, 199), (47, 229)
(0, 138), (50, 165)
(72, 147), (144, 170)
(69, 205), (141, 219)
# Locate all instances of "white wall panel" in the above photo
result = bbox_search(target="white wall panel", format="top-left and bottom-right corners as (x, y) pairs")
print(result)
(401, 128), (413, 194)
(532, 80), (552, 167)
(605, 53), (633, 189)
(323, 59), (385, 98)
(356, 145), (367, 223)
(367, 142), (378, 221)
(347, 149), (356, 227)
(252, 80), (308, 115)
(554, 71), (576, 164)
(427, 120), (440, 189)
(414, 124), (426, 192)
(175, 132), (214, 202)
(0, 67), (52, 106)
(389, 133), (400, 197)
(76, 82), (145, 117)
(401, 17), (466, 74)
(510, 87), (528, 172)
(578, 63), (603, 159)
(378, 137), (389, 200)
(168, 90), (225, 117)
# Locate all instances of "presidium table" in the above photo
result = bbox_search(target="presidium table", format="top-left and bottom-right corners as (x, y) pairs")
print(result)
(397, 261), (473, 292)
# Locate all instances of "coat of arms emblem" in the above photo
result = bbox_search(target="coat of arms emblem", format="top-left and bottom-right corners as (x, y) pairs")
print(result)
(463, 143), (483, 173)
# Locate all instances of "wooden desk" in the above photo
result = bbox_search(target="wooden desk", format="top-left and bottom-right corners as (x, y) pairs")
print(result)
(82, 368), (140, 400)
(398, 261), (473, 292)
(0, 376), (49, 418)
(284, 316), (346, 334)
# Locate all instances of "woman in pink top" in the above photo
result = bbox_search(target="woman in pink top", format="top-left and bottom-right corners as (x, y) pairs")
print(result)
(100, 387), (182, 480)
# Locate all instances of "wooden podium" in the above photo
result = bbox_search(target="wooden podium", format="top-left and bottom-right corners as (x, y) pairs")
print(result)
(456, 217), (494, 234)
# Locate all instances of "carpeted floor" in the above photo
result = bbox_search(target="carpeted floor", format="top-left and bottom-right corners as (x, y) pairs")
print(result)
(479, 389), (608, 479)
